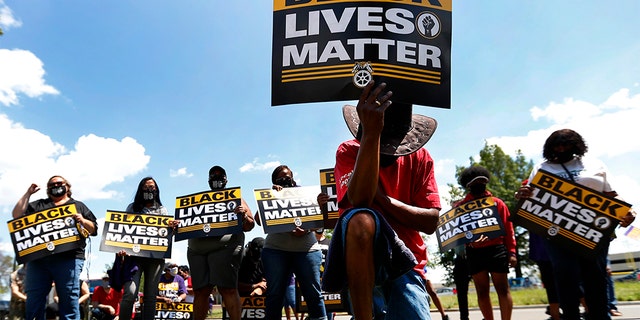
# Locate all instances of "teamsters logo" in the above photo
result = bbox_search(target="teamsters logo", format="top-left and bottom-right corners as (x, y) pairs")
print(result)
(352, 62), (373, 88)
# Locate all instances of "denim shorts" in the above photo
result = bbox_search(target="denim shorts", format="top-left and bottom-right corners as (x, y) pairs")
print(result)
(339, 209), (432, 320)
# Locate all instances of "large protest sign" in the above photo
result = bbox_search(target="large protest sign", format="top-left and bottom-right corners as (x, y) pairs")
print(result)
(100, 210), (173, 259)
(222, 296), (266, 319)
(513, 170), (631, 256)
(272, 0), (452, 108)
(7, 204), (83, 264)
(319, 168), (339, 229)
(174, 187), (243, 241)
(154, 302), (193, 320)
(254, 186), (324, 233)
(436, 196), (505, 252)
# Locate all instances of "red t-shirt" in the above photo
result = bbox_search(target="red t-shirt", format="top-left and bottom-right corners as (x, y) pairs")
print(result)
(335, 139), (441, 276)
(92, 286), (124, 315)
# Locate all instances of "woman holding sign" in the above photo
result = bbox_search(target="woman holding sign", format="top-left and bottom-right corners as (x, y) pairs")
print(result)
(516, 129), (636, 320)
(262, 165), (327, 320)
(117, 177), (179, 320)
(457, 166), (516, 320)
(12, 175), (98, 320)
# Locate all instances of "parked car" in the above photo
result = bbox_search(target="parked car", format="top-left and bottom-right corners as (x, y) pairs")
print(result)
(435, 287), (454, 295)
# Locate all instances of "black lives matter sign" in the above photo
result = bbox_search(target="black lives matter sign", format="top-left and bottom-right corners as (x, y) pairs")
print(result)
(272, 0), (452, 107)
(223, 296), (266, 319)
(514, 170), (631, 256)
(155, 302), (193, 320)
(436, 197), (505, 252)
(319, 168), (339, 229)
(254, 186), (324, 233)
(174, 187), (243, 241)
(100, 211), (173, 259)
(8, 204), (83, 264)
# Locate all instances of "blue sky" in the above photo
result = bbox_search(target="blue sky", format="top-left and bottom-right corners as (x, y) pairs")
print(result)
(1, 1), (639, 284)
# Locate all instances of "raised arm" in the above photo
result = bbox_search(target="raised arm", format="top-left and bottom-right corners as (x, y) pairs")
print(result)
(12, 183), (40, 218)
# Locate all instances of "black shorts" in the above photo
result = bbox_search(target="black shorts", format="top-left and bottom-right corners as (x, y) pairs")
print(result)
(466, 244), (509, 275)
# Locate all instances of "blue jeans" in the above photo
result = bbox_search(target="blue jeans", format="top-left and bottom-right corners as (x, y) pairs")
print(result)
(338, 208), (431, 320)
(262, 248), (327, 320)
(25, 256), (84, 320)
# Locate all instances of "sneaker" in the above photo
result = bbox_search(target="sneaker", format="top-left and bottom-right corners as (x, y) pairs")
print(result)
(442, 315), (449, 320)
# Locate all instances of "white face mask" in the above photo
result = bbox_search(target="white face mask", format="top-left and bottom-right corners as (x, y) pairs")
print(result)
(169, 267), (178, 276)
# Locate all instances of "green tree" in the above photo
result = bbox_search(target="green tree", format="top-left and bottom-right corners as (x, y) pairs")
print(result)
(438, 143), (534, 284)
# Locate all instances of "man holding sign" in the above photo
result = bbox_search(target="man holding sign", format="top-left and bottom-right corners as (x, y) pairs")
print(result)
(187, 165), (255, 320)
(12, 175), (98, 320)
(323, 82), (440, 320)
(516, 129), (636, 320)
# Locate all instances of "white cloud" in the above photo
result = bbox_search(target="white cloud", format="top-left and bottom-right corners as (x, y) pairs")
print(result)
(170, 167), (193, 178)
(0, 49), (59, 106)
(0, 114), (150, 206)
(0, 0), (22, 30)
(239, 158), (281, 173)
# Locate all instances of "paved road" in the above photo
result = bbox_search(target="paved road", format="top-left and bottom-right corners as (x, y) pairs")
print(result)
(330, 301), (640, 319)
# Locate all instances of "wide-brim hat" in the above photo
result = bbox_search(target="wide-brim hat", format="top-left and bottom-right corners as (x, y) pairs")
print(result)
(342, 103), (437, 156)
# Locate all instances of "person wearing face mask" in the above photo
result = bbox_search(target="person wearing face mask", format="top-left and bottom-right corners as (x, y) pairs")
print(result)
(516, 129), (636, 320)
(157, 263), (187, 305)
(262, 165), (327, 320)
(187, 165), (255, 320)
(91, 274), (123, 320)
(12, 175), (98, 320)
(117, 177), (179, 320)
(457, 165), (516, 320)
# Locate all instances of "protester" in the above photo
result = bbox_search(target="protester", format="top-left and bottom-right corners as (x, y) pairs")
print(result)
(322, 81), (441, 319)
(452, 245), (471, 320)
(238, 237), (267, 297)
(458, 165), (516, 320)
(187, 165), (255, 320)
(178, 265), (194, 303)
(9, 265), (27, 320)
(529, 233), (562, 320)
(91, 274), (123, 320)
(12, 175), (98, 320)
(46, 280), (90, 320)
(157, 263), (188, 304)
(117, 177), (179, 320)
(516, 129), (636, 320)
(262, 165), (327, 320)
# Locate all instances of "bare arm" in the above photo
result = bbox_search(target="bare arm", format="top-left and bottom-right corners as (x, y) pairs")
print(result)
(238, 198), (255, 232)
(12, 184), (39, 219)
(347, 81), (393, 207)
(373, 188), (439, 234)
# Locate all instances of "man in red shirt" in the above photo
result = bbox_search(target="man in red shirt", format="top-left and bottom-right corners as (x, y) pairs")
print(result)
(91, 274), (123, 320)
(324, 82), (441, 319)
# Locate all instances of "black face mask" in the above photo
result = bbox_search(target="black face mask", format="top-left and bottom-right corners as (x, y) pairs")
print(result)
(275, 176), (294, 188)
(48, 185), (67, 197)
(209, 174), (227, 190)
(143, 191), (156, 202)
(552, 151), (574, 164)
(468, 184), (487, 196)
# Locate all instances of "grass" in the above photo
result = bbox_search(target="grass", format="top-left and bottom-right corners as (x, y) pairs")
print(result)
(434, 281), (640, 309)
(204, 282), (640, 319)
